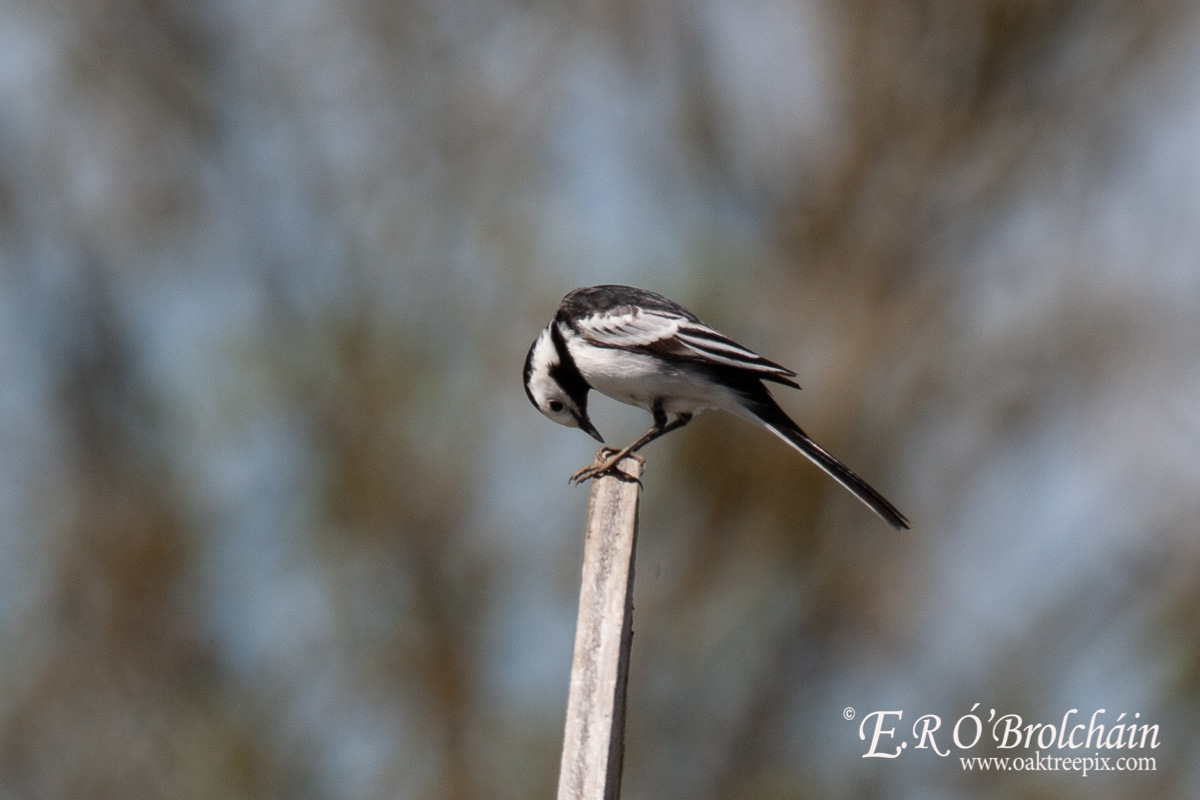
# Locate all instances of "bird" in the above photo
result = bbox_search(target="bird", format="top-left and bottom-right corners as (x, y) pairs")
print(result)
(523, 285), (909, 530)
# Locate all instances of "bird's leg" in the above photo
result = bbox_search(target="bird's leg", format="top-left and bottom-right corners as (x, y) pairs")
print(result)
(570, 404), (693, 483)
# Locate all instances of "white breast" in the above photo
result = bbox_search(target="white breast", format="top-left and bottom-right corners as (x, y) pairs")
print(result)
(566, 337), (742, 416)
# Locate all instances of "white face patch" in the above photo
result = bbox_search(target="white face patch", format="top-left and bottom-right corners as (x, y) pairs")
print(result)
(525, 327), (581, 428)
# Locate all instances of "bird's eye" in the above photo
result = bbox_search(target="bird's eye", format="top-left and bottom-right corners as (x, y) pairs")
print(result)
(548, 400), (564, 413)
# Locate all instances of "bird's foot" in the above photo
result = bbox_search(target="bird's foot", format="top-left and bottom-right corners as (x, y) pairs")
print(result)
(568, 447), (620, 484)
(569, 448), (642, 485)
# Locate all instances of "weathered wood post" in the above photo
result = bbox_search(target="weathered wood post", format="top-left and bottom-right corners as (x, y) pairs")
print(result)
(556, 453), (644, 800)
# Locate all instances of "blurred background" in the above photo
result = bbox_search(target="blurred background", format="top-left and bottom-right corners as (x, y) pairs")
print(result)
(1, 0), (1199, 798)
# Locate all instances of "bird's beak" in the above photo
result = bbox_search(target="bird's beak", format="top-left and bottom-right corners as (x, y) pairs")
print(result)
(578, 415), (604, 443)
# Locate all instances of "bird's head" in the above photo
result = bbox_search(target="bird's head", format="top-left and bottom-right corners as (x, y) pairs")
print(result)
(523, 325), (603, 442)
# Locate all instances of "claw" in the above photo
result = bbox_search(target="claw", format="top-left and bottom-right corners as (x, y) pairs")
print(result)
(569, 458), (615, 484)
(568, 466), (599, 484)
(569, 448), (644, 485)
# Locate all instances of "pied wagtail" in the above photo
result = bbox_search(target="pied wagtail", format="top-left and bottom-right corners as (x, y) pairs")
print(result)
(523, 285), (909, 530)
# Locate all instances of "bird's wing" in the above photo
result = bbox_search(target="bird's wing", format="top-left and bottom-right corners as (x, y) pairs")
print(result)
(573, 307), (799, 386)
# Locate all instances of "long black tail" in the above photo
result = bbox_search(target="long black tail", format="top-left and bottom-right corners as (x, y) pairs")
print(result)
(750, 397), (910, 530)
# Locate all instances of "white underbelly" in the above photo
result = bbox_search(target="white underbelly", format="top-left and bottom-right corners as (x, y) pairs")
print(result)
(570, 346), (739, 415)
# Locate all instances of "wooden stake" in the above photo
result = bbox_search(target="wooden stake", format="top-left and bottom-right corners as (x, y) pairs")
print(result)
(556, 453), (644, 800)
